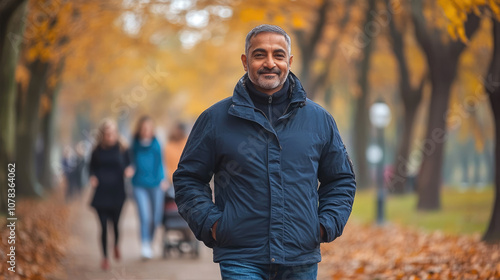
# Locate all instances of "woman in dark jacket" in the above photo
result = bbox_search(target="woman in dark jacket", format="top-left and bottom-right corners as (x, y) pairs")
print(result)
(89, 119), (132, 270)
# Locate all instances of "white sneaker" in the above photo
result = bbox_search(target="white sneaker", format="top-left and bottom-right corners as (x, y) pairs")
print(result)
(141, 242), (153, 259)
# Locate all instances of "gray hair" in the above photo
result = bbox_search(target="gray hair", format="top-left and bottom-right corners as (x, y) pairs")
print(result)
(245, 24), (292, 55)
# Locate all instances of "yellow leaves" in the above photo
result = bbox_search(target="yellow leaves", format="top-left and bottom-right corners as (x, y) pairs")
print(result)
(16, 64), (30, 93)
(490, 0), (500, 20)
(438, 0), (500, 42)
(457, 24), (469, 42)
(27, 46), (38, 61)
(47, 73), (59, 89)
(26, 45), (51, 63)
(274, 14), (286, 26)
(239, 8), (267, 22)
(292, 14), (306, 29)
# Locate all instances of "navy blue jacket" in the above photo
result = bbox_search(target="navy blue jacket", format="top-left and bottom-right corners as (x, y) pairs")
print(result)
(173, 73), (356, 265)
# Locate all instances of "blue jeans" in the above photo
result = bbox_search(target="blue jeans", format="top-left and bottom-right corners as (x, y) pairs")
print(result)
(133, 186), (164, 243)
(219, 261), (318, 280)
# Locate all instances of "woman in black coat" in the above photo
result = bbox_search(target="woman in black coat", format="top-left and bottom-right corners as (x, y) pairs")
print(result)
(89, 119), (133, 270)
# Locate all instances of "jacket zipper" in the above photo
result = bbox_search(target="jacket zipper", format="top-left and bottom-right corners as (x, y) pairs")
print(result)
(268, 95), (273, 126)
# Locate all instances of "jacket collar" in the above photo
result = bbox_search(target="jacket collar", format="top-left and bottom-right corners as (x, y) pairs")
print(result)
(232, 72), (307, 108)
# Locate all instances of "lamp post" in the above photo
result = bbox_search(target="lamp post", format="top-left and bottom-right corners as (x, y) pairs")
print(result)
(369, 101), (391, 225)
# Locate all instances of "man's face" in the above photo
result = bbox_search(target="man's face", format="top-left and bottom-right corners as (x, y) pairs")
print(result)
(241, 32), (293, 95)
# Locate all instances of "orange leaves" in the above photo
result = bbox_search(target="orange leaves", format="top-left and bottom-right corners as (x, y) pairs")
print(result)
(15, 64), (30, 93)
(321, 222), (500, 279)
(0, 192), (69, 279)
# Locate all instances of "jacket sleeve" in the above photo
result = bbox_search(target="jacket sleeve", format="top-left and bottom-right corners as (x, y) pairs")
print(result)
(317, 115), (356, 243)
(173, 110), (221, 248)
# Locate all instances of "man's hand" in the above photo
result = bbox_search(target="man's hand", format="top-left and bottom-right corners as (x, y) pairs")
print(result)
(211, 220), (218, 241)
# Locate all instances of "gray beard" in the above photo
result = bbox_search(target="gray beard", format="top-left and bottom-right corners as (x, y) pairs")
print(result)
(249, 69), (289, 91)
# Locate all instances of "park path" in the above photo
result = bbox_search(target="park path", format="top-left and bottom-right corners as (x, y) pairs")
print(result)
(61, 188), (331, 280)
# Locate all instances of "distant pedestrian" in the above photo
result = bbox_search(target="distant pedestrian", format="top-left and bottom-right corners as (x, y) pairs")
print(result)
(75, 140), (90, 190)
(89, 119), (132, 270)
(165, 122), (188, 185)
(62, 146), (78, 201)
(62, 142), (88, 202)
(130, 116), (167, 259)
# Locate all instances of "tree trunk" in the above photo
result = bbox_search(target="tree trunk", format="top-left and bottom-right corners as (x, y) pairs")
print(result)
(39, 57), (65, 190)
(295, 0), (330, 98)
(483, 19), (500, 243)
(0, 0), (26, 59)
(416, 80), (453, 209)
(385, 0), (424, 193)
(0, 1), (27, 214)
(352, 0), (376, 189)
(39, 90), (59, 189)
(16, 59), (50, 198)
(411, 0), (480, 210)
(391, 101), (420, 193)
(308, 0), (354, 99)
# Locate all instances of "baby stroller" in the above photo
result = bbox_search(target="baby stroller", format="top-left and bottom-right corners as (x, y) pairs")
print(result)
(162, 187), (200, 258)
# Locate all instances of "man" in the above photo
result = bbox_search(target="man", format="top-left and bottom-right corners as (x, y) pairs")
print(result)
(173, 24), (356, 279)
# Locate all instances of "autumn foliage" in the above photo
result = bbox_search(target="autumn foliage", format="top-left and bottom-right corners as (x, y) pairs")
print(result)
(322, 222), (500, 279)
(0, 192), (68, 279)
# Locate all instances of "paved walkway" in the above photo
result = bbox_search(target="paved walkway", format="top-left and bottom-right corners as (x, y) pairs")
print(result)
(62, 188), (331, 280)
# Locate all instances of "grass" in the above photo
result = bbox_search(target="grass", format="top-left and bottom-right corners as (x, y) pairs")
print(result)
(350, 186), (495, 235)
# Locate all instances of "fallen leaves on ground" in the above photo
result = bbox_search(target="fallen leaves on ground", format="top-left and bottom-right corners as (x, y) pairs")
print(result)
(321, 222), (500, 280)
(0, 191), (69, 279)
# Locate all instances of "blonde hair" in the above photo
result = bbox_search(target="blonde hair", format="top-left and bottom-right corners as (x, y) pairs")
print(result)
(93, 118), (127, 152)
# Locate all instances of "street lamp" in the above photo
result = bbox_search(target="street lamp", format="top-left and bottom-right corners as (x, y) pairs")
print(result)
(369, 100), (391, 225)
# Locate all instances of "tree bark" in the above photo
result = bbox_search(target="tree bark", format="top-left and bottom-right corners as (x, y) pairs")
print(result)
(483, 19), (500, 243)
(0, 1), (27, 214)
(411, 0), (480, 210)
(15, 59), (50, 197)
(416, 79), (453, 209)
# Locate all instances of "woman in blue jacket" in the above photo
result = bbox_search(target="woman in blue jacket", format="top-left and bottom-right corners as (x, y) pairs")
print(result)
(130, 116), (167, 259)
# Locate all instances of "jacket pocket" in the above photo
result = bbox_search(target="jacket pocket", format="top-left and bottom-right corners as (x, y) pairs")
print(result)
(215, 209), (229, 247)
(316, 218), (322, 244)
